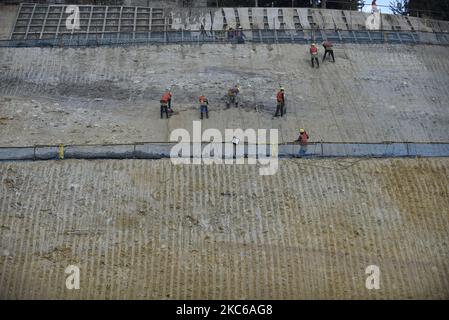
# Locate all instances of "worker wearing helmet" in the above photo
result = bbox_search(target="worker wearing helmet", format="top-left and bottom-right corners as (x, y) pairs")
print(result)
(298, 128), (309, 144)
(274, 87), (286, 117)
(322, 40), (335, 62)
(226, 84), (240, 108)
(296, 128), (310, 157)
(310, 43), (319, 68)
(160, 90), (172, 119)
(164, 88), (173, 113)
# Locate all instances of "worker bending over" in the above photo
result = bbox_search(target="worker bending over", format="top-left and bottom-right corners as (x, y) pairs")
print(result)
(322, 40), (335, 62)
(226, 85), (240, 108)
(165, 88), (173, 113)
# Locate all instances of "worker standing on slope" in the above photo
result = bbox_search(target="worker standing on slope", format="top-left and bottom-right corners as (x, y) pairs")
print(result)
(164, 88), (173, 113)
(160, 91), (171, 119)
(310, 43), (319, 68)
(235, 26), (246, 44)
(296, 128), (310, 157)
(200, 24), (207, 40)
(226, 84), (240, 108)
(322, 40), (335, 62)
(227, 27), (235, 41)
(199, 94), (209, 119)
(274, 87), (286, 117)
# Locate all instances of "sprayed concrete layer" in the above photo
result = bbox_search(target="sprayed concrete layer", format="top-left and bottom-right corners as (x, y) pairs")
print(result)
(0, 43), (448, 146)
(1, 142), (449, 161)
(0, 158), (448, 299)
(0, 5), (18, 40)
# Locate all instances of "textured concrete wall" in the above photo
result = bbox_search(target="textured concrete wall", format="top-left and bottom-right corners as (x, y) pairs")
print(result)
(169, 7), (449, 32)
(0, 5), (18, 40)
(123, 0), (208, 8)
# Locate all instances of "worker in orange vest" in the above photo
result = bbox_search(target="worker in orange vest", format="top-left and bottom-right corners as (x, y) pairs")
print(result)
(296, 128), (310, 157)
(297, 128), (309, 144)
(274, 87), (285, 117)
(322, 40), (335, 62)
(164, 88), (173, 113)
(199, 94), (209, 119)
(310, 43), (319, 68)
(160, 90), (172, 118)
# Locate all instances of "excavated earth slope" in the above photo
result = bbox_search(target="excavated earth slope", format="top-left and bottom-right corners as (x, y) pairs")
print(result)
(0, 158), (448, 299)
(0, 43), (448, 146)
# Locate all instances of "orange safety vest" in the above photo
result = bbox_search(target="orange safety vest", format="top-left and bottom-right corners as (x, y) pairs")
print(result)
(323, 41), (333, 49)
(299, 132), (309, 144)
(277, 91), (284, 102)
(161, 92), (171, 102)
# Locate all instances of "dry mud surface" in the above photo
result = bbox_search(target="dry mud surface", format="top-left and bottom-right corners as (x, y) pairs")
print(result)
(0, 158), (448, 299)
(1, 44), (448, 146)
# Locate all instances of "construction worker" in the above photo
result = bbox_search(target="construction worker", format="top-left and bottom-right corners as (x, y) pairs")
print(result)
(227, 27), (235, 41)
(274, 87), (285, 117)
(310, 43), (319, 68)
(322, 40), (335, 62)
(199, 94), (209, 119)
(296, 128), (310, 157)
(160, 91), (171, 119)
(200, 24), (207, 39)
(235, 26), (246, 44)
(164, 88), (173, 113)
(226, 84), (240, 108)
(371, 0), (378, 13)
(297, 128), (309, 144)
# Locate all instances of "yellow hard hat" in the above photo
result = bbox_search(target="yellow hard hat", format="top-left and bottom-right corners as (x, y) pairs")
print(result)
(280, 87), (284, 91)
(300, 128), (305, 133)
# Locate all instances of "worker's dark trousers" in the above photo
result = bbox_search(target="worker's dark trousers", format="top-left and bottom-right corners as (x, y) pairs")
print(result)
(227, 96), (237, 108)
(311, 56), (319, 68)
(160, 105), (169, 118)
(299, 144), (308, 157)
(275, 102), (285, 117)
(200, 105), (209, 119)
(323, 49), (335, 62)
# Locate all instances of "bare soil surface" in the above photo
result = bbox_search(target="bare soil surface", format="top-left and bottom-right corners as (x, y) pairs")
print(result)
(0, 158), (448, 299)
(1, 44), (448, 146)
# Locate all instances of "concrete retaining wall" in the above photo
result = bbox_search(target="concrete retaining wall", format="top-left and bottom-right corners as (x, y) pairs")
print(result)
(6, 3), (449, 42)
(1, 143), (449, 161)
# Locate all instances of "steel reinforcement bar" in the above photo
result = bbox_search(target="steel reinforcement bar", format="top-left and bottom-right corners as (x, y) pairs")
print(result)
(1, 142), (449, 161)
